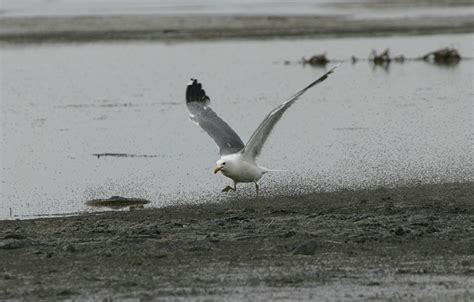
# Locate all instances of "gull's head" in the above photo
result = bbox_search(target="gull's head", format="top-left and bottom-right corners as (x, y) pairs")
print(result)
(213, 155), (238, 174)
(213, 158), (227, 174)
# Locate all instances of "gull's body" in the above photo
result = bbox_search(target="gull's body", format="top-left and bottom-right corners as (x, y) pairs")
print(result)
(218, 153), (264, 183)
(185, 67), (336, 194)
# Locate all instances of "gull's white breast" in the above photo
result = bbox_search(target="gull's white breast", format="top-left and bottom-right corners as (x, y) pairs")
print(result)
(221, 154), (263, 183)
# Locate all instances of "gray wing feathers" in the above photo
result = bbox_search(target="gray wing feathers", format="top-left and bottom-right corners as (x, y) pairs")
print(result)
(186, 79), (245, 155)
(242, 67), (336, 160)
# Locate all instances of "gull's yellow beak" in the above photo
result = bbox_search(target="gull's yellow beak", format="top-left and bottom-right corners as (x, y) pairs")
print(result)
(214, 166), (223, 174)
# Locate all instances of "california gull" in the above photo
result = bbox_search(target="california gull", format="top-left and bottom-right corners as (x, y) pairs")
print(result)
(186, 67), (336, 195)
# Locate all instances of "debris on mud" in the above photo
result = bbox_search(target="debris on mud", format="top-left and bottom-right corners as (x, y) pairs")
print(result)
(302, 53), (330, 66)
(286, 53), (340, 66)
(294, 47), (465, 68)
(365, 49), (407, 69)
(85, 196), (151, 209)
(421, 47), (461, 65)
(369, 49), (392, 65)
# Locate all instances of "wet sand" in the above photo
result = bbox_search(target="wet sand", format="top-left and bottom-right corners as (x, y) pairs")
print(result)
(1, 14), (473, 43)
(1, 182), (472, 300)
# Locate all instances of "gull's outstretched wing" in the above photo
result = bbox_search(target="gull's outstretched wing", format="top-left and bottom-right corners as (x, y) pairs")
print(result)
(186, 79), (245, 155)
(242, 67), (336, 160)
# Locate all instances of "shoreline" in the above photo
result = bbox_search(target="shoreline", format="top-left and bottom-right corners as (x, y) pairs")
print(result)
(1, 14), (473, 44)
(1, 182), (472, 300)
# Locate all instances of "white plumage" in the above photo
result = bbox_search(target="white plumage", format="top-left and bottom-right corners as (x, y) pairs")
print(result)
(185, 67), (336, 195)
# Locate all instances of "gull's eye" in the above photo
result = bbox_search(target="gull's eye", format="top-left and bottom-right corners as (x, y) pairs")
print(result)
(222, 162), (226, 165)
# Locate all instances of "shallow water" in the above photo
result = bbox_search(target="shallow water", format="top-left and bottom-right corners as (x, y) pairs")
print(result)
(1, 33), (473, 219)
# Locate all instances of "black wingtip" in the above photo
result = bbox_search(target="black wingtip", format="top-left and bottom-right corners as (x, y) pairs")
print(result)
(186, 78), (209, 104)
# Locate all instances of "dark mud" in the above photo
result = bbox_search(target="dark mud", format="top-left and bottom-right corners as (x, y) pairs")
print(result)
(0, 182), (473, 300)
(1, 14), (473, 43)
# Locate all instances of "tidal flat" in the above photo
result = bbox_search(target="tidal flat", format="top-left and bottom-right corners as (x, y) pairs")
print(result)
(0, 182), (472, 300)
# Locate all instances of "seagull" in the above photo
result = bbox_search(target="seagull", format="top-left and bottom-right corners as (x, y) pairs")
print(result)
(186, 67), (336, 195)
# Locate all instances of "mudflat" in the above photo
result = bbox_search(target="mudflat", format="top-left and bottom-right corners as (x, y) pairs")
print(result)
(1, 14), (473, 43)
(0, 182), (472, 300)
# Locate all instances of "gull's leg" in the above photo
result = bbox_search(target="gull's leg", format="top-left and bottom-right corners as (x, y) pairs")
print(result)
(222, 186), (233, 192)
(254, 182), (259, 197)
(222, 181), (237, 193)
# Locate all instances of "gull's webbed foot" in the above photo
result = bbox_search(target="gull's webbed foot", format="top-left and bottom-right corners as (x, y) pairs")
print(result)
(222, 185), (235, 193)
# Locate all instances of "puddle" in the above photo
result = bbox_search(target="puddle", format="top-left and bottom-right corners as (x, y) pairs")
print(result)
(85, 196), (151, 209)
